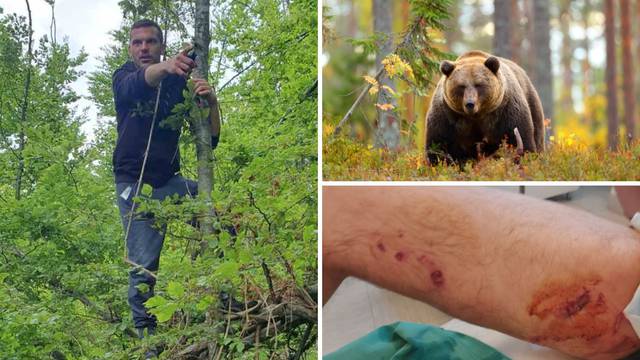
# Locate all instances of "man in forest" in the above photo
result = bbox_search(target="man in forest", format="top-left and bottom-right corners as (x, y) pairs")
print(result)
(111, 19), (220, 342)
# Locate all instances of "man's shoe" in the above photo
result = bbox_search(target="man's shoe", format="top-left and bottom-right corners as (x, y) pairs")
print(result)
(144, 347), (158, 359)
(136, 327), (159, 359)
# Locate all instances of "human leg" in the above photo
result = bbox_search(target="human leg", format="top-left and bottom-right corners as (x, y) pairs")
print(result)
(116, 182), (165, 331)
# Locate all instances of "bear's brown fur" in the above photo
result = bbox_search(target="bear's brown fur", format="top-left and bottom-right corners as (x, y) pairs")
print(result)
(425, 50), (544, 163)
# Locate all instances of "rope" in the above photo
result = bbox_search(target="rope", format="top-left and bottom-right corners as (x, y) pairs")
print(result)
(122, 82), (162, 279)
(122, 2), (170, 280)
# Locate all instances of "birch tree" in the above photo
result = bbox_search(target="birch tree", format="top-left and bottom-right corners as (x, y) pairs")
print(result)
(190, 0), (216, 253)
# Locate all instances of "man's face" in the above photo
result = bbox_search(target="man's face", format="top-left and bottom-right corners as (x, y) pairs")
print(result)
(128, 26), (163, 67)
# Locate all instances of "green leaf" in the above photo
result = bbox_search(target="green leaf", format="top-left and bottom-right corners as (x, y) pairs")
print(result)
(196, 295), (214, 311)
(238, 248), (252, 263)
(215, 261), (239, 280)
(141, 184), (153, 197)
(219, 230), (231, 247)
(145, 295), (167, 308)
(303, 225), (316, 242)
(155, 303), (179, 323)
(136, 283), (150, 294)
(167, 281), (185, 298)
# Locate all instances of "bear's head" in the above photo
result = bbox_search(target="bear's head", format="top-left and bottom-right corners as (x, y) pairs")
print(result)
(439, 55), (505, 116)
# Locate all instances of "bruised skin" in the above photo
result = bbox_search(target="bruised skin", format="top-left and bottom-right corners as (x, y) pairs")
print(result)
(525, 278), (640, 359)
(369, 237), (640, 359)
(528, 278), (609, 342)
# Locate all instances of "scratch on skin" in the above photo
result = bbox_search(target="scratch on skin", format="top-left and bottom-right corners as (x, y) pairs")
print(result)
(394, 251), (406, 261)
(370, 241), (445, 290)
(528, 278), (610, 342)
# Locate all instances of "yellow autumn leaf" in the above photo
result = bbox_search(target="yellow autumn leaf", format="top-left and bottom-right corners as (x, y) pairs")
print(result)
(404, 65), (415, 80)
(375, 103), (395, 111)
(381, 85), (396, 96)
(363, 75), (378, 86)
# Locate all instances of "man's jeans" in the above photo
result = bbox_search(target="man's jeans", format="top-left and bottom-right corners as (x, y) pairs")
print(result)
(116, 175), (197, 329)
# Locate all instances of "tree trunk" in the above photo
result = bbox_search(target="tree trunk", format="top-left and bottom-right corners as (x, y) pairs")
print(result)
(636, 0), (640, 106)
(532, 0), (553, 138)
(559, 0), (574, 111)
(401, 1), (414, 128)
(443, 0), (462, 51)
(510, 0), (521, 64)
(604, 0), (618, 149)
(620, 0), (634, 143)
(581, 0), (592, 126)
(348, 0), (357, 138)
(16, 0), (33, 200)
(192, 0), (215, 252)
(493, 0), (512, 58)
(523, 0), (534, 73)
(373, 0), (399, 150)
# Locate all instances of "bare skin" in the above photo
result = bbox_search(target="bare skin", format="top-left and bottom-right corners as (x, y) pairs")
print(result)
(323, 187), (640, 360)
(128, 26), (220, 138)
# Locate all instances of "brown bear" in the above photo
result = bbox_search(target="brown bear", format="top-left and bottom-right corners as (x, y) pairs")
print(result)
(425, 50), (544, 163)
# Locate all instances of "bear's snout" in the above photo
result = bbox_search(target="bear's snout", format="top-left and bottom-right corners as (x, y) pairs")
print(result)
(463, 88), (479, 114)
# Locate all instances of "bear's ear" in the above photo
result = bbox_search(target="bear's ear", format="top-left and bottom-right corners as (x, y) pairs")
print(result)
(440, 61), (455, 77)
(484, 56), (500, 74)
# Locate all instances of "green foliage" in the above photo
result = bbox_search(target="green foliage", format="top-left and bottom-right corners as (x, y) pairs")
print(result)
(397, 0), (453, 94)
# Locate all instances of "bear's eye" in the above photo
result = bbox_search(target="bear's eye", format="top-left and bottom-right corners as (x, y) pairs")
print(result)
(474, 84), (484, 88)
(455, 85), (465, 95)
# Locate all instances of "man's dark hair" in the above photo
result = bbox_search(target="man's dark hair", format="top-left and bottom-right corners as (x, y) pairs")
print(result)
(130, 19), (163, 44)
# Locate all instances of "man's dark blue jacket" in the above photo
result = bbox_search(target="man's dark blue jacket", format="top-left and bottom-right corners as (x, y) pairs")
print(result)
(112, 61), (218, 188)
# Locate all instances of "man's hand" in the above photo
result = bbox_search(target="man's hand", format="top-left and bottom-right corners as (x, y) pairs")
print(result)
(143, 48), (196, 87)
(164, 49), (197, 78)
(191, 78), (217, 106)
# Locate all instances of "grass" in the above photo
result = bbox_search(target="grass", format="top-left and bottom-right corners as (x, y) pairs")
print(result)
(323, 135), (640, 181)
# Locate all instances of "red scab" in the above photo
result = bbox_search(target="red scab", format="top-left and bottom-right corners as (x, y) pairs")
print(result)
(563, 290), (591, 317)
(394, 251), (406, 261)
(376, 242), (386, 252)
(430, 270), (444, 287)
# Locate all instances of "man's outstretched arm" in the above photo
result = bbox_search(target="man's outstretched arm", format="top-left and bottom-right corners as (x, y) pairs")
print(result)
(143, 50), (196, 87)
(323, 187), (640, 360)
